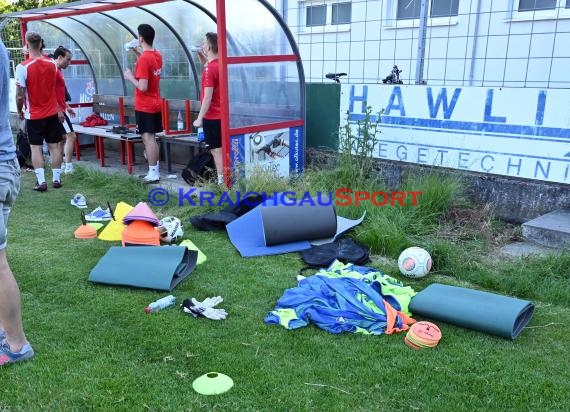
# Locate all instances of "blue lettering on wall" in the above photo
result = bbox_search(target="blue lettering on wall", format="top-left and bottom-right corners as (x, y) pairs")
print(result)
(427, 87), (461, 119)
(458, 152), (470, 169)
(535, 90), (546, 126)
(396, 145), (407, 160)
(481, 155), (494, 172)
(385, 86), (406, 117)
(484, 89), (507, 123)
(507, 157), (522, 175)
(349, 85), (368, 114)
(534, 160), (550, 179)
(436, 149), (448, 165)
(417, 147), (428, 164)
(378, 143), (388, 158)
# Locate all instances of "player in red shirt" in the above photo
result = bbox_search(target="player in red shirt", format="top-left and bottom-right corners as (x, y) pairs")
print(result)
(124, 24), (163, 183)
(193, 32), (223, 185)
(15, 32), (64, 192)
(53, 46), (78, 175)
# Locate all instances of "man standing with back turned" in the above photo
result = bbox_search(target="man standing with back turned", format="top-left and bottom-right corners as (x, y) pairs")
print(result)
(15, 31), (64, 191)
(0, 36), (34, 366)
(124, 24), (163, 183)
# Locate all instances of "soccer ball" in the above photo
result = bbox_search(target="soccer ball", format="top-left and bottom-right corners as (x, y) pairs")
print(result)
(398, 247), (432, 278)
(158, 216), (184, 243)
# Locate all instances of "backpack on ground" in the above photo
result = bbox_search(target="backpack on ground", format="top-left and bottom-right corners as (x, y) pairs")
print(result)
(16, 129), (32, 169)
(299, 237), (370, 269)
(189, 194), (265, 231)
(181, 152), (215, 185)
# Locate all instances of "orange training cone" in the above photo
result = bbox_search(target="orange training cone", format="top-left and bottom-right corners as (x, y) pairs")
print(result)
(74, 211), (98, 239)
(404, 321), (442, 349)
(121, 220), (160, 246)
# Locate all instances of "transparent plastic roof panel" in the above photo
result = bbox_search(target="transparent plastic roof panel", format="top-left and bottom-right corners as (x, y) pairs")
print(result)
(192, 0), (293, 56)
(228, 62), (300, 128)
(100, 7), (198, 99)
(30, 20), (125, 94)
(13, 0), (304, 129)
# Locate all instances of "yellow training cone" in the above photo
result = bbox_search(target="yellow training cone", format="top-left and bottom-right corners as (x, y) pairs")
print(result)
(179, 239), (207, 264)
(98, 201), (133, 241)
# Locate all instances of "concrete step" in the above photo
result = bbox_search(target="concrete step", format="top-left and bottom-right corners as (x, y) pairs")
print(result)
(522, 208), (570, 249)
(498, 241), (561, 258)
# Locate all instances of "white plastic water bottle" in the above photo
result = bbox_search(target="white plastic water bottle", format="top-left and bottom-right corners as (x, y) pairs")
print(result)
(197, 127), (204, 142)
(177, 111), (184, 131)
(145, 295), (176, 313)
(124, 39), (140, 51)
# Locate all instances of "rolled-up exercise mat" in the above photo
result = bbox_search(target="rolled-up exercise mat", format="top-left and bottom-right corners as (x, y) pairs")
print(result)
(409, 283), (535, 339)
(88, 246), (197, 291)
(260, 204), (337, 246)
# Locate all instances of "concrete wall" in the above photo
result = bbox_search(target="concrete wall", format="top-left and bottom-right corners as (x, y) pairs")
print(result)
(306, 147), (570, 223)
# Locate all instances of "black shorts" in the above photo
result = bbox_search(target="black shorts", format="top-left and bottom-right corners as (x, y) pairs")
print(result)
(26, 114), (64, 145)
(203, 118), (221, 149)
(63, 112), (74, 134)
(136, 110), (163, 134)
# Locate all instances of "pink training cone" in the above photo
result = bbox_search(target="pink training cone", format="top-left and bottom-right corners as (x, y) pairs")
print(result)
(123, 202), (160, 226)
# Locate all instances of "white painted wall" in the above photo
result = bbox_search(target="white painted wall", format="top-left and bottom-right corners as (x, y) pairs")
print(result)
(341, 83), (570, 184)
(281, 0), (570, 88)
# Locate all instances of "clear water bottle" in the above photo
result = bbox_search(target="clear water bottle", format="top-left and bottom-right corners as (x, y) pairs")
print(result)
(197, 127), (204, 142)
(124, 39), (140, 51)
(145, 295), (176, 313)
(177, 111), (184, 131)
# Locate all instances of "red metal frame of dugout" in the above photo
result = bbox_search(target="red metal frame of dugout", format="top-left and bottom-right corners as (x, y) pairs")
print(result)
(17, 0), (304, 187)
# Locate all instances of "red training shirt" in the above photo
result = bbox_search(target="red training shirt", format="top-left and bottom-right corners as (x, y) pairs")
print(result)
(134, 50), (162, 113)
(15, 57), (58, 120)
(201, 58), (220, 119)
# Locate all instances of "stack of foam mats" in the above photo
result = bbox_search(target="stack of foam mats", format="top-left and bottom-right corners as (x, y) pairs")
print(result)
(409, 283), (535, 339)
(88, 246), (197, 291)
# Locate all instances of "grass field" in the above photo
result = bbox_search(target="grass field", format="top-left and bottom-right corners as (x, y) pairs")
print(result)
(1, 166), (569, 411)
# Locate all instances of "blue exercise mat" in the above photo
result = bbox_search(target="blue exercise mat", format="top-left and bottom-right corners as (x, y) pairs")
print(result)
(226, 195), (365, 258)
(88, 246), (197, 291)
(409, 283), (535, 339)
(226, 202), (311, 257)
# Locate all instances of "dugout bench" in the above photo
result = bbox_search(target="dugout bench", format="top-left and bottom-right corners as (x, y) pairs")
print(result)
(74, 95), (207, 174)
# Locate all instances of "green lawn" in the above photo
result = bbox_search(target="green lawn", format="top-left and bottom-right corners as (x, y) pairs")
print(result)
(1, 167), (569, 411)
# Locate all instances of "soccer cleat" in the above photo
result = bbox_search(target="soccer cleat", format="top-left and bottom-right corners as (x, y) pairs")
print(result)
(0, 340), (35, 366)
(85, 206), (112, 222)
(71, 193), (87, 209)
(33, 182), (48, 192)
(52, 180), (62, 189)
